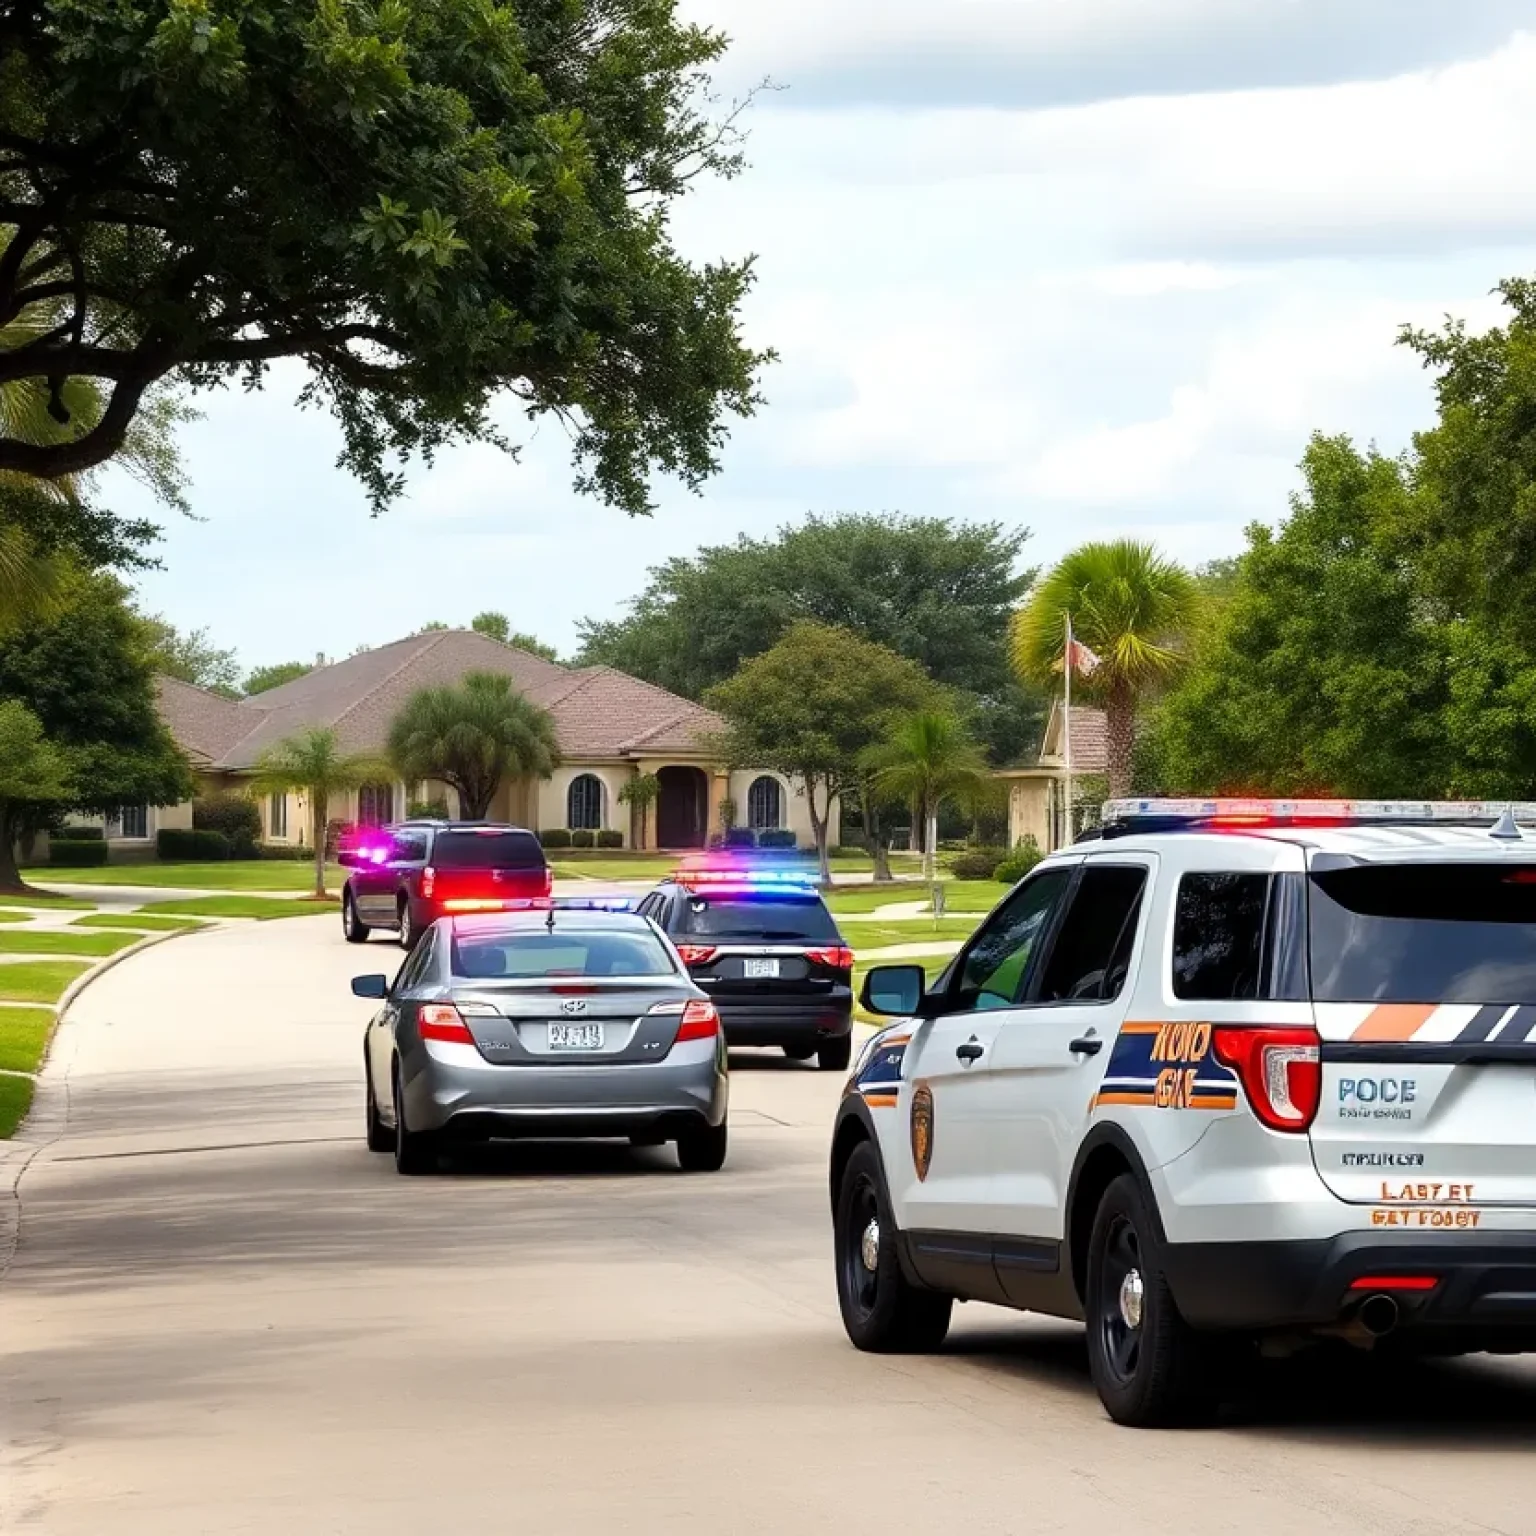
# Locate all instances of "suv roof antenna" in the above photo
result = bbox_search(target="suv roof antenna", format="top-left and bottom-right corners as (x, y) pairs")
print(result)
(1490, 807), (1523, 841)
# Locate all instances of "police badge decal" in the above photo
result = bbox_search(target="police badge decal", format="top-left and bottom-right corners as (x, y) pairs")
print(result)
(910, 1081), (934, 1181)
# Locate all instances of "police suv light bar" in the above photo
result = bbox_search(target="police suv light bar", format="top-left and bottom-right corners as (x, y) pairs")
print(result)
(672, 852), (821, 894)
(1102, 798), (1536, 826)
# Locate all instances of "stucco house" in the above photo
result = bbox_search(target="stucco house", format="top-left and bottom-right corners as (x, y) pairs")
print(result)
(994, 700), (1109, 854)
(129, 630), (835, 853)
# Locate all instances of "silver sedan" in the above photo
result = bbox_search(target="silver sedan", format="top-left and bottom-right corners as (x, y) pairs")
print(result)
(354, 906), (729, 1175)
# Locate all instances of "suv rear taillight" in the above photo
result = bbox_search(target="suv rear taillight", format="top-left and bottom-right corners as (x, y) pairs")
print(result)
(805, 945), (854, 971)
(1212, 1025), (1321, 1133)
(420, 865), (436, 899)
(675, 944), (718, 966)
(419, 1003), (475, 1045)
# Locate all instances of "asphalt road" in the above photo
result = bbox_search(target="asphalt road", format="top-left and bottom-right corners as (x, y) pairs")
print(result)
(3, 918), (1536, 1534)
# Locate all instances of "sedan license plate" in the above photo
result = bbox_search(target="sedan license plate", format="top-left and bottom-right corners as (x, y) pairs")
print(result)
(548, 1023), (604, 1051)
(744, 958), (780, 979)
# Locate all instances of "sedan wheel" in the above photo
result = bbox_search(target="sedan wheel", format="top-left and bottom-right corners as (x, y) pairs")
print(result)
(365, 1067), (392, 1152)
(676, 1120), (728, 1172)
(392, 1063), (437, 1176)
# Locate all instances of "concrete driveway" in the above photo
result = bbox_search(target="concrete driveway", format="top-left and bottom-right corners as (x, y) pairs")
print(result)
(2, 919), (1535, 1534)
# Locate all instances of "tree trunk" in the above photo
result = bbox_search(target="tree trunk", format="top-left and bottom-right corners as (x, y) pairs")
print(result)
(0, 806), (31, 896)
(866, 803), (892, 883)
(806, 778), (831, 886)
(1105, 688), (1136, 800)
(312, 792), (328, 898)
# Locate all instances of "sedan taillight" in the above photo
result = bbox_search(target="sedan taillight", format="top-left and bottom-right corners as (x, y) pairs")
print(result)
(418, 1003), (475, 1045)
(648, 998), (720, 1041)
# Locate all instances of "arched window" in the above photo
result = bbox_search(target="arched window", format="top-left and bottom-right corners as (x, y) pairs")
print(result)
(567, 774), (604, 831)
(746, 775), (783, 831)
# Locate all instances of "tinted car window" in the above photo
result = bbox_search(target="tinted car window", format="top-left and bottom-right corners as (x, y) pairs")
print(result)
(451, 930), (675, 979)
(391, 829), (429, 861)
(393, 929), (435, 992)
(954, 868), (1072, 1011)
(1036, 865), (1147, 1003)
(430, 830), (545, 870)
(1172, 873), (1270, 1000)
(676, 895), (838, 941)
(1309, 863), (1536, 1003)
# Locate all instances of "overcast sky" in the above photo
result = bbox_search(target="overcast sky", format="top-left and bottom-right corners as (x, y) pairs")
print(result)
(105, 3), (1536, 675)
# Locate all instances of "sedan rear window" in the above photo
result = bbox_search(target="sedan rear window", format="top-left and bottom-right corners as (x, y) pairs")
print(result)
(1309, 863), (1536, 1003)
(430, 830), (545, 870)
(677, 895), (838, 941)
(451, 931), (675, 979)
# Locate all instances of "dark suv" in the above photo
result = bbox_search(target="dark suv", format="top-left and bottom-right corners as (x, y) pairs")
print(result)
(635, 866), (854, 1069)
(339, 821), (551, 948)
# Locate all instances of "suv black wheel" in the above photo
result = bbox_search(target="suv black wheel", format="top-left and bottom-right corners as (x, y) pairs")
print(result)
(817, 1034), (853, 1072)
(342, 890), (369, 944)
(365, 1066), (392, 1152)
(392, 1062), (437, 1176)
(397, 897), (418, 951)
(676, 1120), (728, 1172)
(782, 1045), (816, 1062)
(1085, 1173), (1217, 1426)
(834, 1140), (951, 1352)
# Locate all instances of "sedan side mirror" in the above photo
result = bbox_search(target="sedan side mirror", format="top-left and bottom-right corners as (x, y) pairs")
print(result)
(351, 974), (389, 1000)
(860, 963), (928, 1018)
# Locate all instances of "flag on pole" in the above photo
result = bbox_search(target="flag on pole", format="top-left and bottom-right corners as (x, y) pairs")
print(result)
(1065, 637), (1102, 677)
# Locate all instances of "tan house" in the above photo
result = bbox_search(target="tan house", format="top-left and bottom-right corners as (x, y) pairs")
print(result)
(139, 630), (836, 852)
(994, 701), (1109, 855)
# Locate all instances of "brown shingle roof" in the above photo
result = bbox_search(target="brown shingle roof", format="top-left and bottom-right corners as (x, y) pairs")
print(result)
(153, 677), (252, 765)
(162, 630), (724, 771)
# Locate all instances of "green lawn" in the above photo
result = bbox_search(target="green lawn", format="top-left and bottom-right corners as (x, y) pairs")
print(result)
(552, 857), (677, 882)
(20, 860), (341, 892)
(0, 911), (27, 925)
(135, 895), (336, 920)
(0, 930), (139, 958)
(827, 880), (1009, 917)
(72, 912), (206, 932)
(0, 892), (94, 911)
(0, 960), (91, 1004)
(840, 917), (980, 950)
(852, 958), (951, 1024)
(0, 1007), (53, 1074)
(0, 1072), (34, 1139)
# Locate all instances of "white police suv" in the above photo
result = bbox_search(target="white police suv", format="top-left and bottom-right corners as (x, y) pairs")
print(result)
(829, 799), (1536, 1426)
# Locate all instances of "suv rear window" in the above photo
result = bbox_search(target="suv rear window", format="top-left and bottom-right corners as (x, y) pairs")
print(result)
(1309, 863), (1536, 1003)
(676, 894), (839, 941)
(429, 830), (545, 870)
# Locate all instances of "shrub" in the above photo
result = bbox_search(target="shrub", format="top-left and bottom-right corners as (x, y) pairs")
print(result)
(828, 845), (863, 859)
(193, 793), (262, 857)
(258, 843), (311, 860)
(50, 839), (110, 867)
(59, 824), (105, 840)
(723, 826), (756, 848)
(718, 796), (738, 830)
(407, 797), (450, 820)
(158, 828), (231, 860)
(950, 847), (1006, 881)
(539, 828), (572, 849)
(993, 836), (1043, 886)
(758, 828), (797, 849)
(570, 829), (596, 848)
(596, 830), (623, 849)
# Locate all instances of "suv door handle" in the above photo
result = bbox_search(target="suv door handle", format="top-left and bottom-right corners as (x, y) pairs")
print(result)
(955, 1039), (985, 1063)
(1070, 1035), (1103, 1057)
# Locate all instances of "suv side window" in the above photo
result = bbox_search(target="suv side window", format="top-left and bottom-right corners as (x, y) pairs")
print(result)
(1172, 873), (1268, 1001)
(1034, 864), (1148, 1003)
(952, 868), (1074, 1012)
(391, 829), (429, 863)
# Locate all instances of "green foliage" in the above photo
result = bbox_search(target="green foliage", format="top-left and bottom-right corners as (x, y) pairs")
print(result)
(757, 828), (796, 848)
(569, 828), (595, 849)
(618, 772), (661, 808)
(507, 632), (560, 662)
(577, 514), (1044, 762)
(470, 612), (511, 644)
(723, 826), (755, 848)
(193, 792), (262, 854)
(0, 0), (769, 515)
(539, 828), (573, 849)
(137, 615), (241, 695)
(387, 670), (560, 820)
(244, 660), (312, 696)
(950, 848), (1006, 881)
(993, 837), (1043, 885)
(596, 829), (623, 849)
(49, 838), (109, 867)
(157, 827), (230, 860)
(406, 797), (450, 820)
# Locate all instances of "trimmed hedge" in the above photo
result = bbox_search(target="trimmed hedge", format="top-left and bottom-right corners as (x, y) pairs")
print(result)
(950, 847), (1006, 881)
(539, 829), (572, 849)
(158, 828), (231, 860)
(570, 829), (595, 849)
(193, 793), (262, 857)
(723, 827), (756, 848)
(50, 839), (110, 867)
(258, 843), (311, 861)
(596, 830), (623, 849)
(59, 825), (105, 840)
(758, 829), (797, 849)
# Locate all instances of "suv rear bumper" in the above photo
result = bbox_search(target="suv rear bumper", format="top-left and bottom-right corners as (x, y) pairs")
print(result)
(713, 997), (852, 1046)
(1164, 1231), (1536, 1337)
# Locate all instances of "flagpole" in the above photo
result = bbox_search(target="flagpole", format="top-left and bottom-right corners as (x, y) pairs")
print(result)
(1063, 611), (1074, 848)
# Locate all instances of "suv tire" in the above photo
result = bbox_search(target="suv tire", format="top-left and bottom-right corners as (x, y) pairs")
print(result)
(397, 897), (418, 951)
(342, 890), (369, 944)
(1085, 1173), (1217, 1426)
(834, 1140), (952, 1353)
(817, 1034), (853, 1072)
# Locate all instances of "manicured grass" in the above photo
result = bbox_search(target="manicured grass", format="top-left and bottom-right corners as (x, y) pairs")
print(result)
(0, 892), (94, 911)
(0, 1007), (53, 1075)
(136, 895), (336, 920)
(0, 1072), (35, 1139)
(0, 930), (138, 958)
(826, 879), (1009, 917)
(552, 858), (676, 882)
(72, 912), (205, 932)
(852, 959), (951, 1024)
(19, 860), (342, 891)
(840, 917), (980, 950)
(0, 911), (27, 925)
(0, 960), (91, 1004)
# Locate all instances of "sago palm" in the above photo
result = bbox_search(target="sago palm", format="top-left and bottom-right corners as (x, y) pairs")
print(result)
(863, 710), (990, 882)
(253, 727), (390, 897)
(386, 671), (560, 820)
(1012, 540), (1199, 798)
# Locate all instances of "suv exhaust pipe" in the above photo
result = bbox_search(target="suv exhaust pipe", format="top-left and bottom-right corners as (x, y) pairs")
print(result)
(1356, 1294), (1399, 1338)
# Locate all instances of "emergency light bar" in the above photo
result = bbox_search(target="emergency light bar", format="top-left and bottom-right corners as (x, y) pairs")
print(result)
(672, 852), (821, 894)
(1102, 798), (1536, 827)
(443, 896), (637, 915)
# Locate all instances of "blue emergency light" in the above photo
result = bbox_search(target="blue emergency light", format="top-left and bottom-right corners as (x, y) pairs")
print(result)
(672, 851), (821, 897)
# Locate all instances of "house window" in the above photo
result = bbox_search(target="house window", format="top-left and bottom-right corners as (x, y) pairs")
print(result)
(567, 774), (604, 831)
(269, 793), (287, 839)
(118, 805), (148, 839)
(357, 783), (394, 828)
(747, 776), (783, 831)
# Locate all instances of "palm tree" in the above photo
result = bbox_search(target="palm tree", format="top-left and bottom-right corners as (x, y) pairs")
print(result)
(253, 728), (389, 897)
(1012, 540), (1199, 799)
(863, 710), (990, 883)
(386, 671), (560, 821)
